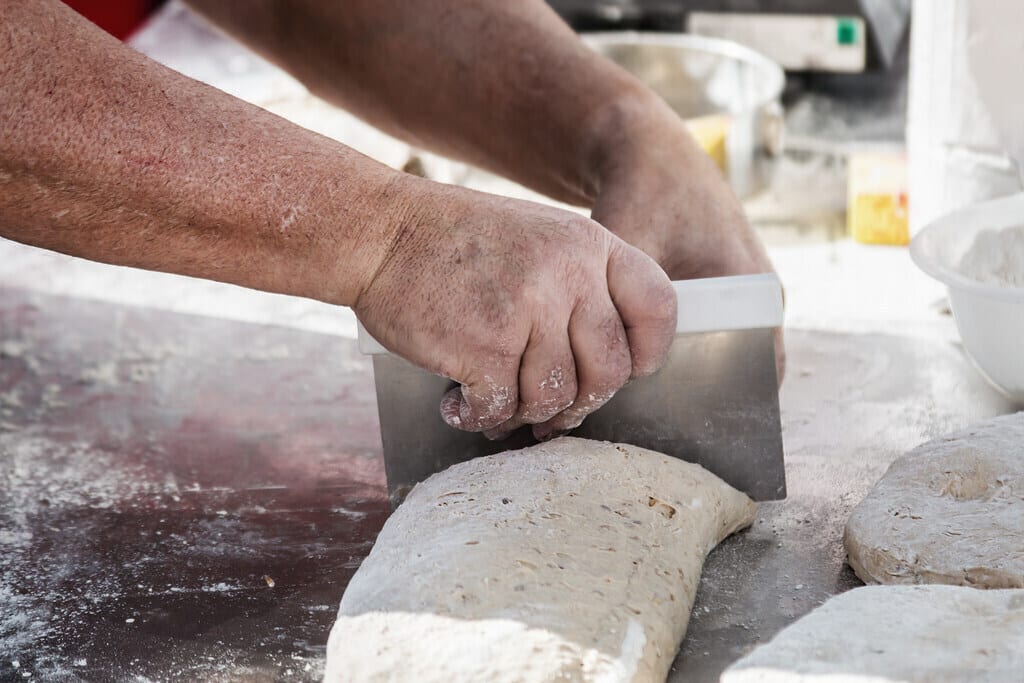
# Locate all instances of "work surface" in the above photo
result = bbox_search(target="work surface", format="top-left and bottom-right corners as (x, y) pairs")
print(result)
(0, 285), (1015, 682)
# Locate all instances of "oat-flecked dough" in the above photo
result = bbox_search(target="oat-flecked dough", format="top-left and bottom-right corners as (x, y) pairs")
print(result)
(323, 437), (757, 683)
(722, 585), (1024, 683)
(845, 412), (1024, 588)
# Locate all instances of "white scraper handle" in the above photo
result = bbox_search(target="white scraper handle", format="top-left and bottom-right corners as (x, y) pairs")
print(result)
(358, 273), (784, 355)
(673, 273), (783, 334)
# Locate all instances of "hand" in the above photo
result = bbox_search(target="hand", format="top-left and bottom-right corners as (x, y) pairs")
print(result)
(353, 175), (677, 440)
(588, 104), (786, 381)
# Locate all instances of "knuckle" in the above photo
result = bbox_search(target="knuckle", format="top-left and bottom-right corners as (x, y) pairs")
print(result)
(520, 362), (577, 423)
(577, 354), (629, 404)
(521, 392), (575, 424)
(553, 379), (578, 407)
(601, 347), (633, 388)
(538, 364), (573, 394)
(583, 387), (618, 411)
(596, 318), (631, 372)
(464, 382), (516, 427)
(488, 391), (518, 423)
(553, 394), (576, 414)
(578, 370), (623, 409)
(463, 412), (508, 432)
(648, 279), (678, 326)
(612, 358), (632, 386)
(490, 344), (520, 364)
(630, 339), (667, 378)
(592, 366), (629, 396)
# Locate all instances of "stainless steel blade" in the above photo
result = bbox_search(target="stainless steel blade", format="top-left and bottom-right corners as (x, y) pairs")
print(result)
(573, 328), (785, 500)
(371, 327), (785, 507)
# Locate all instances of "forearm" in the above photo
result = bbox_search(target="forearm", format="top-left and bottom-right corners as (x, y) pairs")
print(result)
(1, 0), (403, 307)
(185, 0), (672, 206)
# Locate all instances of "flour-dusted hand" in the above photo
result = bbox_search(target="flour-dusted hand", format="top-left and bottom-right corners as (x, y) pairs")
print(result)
(353, 176), (677, 440)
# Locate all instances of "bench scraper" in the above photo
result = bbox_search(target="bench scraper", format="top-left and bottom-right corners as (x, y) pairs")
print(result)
(359, 273), (786, 507)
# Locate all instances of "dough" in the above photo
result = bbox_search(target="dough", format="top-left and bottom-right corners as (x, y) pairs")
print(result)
(844, 413), (1024, 588)
(324, 437), (756, 682)
(721, 585), (1024, 683)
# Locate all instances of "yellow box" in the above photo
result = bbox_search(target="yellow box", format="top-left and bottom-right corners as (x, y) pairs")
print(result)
(848, 152), (909, 246)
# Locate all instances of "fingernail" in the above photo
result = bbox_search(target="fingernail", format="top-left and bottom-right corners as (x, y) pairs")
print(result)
(439, 388), (463, 429)
(483, 428), (512, 441)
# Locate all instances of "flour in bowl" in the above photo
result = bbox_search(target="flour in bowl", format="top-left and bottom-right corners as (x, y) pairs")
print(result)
(959, 225), (1024, 287)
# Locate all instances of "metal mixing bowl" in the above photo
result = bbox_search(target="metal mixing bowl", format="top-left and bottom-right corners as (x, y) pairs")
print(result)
(585, 32), (786, 198)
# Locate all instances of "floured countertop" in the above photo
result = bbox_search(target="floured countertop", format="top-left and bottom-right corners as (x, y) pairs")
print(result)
(0, 285), (1015, 682)
(0, 287), (387, 681)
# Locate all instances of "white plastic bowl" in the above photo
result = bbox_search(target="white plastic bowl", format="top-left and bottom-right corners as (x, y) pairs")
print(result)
(910, 193), (1024, 404)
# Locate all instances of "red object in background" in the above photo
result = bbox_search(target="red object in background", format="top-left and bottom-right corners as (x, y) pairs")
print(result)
(63, 0), (166, 40)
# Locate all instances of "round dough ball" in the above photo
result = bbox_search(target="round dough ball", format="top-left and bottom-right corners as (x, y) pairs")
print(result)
(844, 412), (1024, 588)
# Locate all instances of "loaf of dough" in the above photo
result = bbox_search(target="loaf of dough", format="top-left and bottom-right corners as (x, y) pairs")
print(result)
(324, 437), (757, 682)
(722, 585), (1024, 682)
(845, 413), (1024, 588)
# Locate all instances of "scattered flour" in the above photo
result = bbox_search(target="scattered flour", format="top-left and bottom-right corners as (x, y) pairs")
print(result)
(0, 434), (178, 523)
(0, 432), (181, 670)
(0, 390), (23, 409)
(959, 225), (1024, 287)
(0, 340), (29, 358)
(0, 584), (46, 653)
(78, 361), (120, 387)
(202, 582), (243, 593)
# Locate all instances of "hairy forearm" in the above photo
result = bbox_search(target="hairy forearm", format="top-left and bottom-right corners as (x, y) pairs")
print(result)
(1, 0), (403, 307)
(186, 0), (668, 206)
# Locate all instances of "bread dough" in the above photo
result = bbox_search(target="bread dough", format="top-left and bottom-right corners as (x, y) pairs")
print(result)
(844, 413), (1024, 588)
(323, 437), (757, 682)
(721, 585), (1024, 683)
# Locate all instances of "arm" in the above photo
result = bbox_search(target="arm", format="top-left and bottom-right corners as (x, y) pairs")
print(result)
(187, 0), (784, 376)
(185, 0), (645, 207)
(1, 0), (397, 306)
(1, 0), (678, 436)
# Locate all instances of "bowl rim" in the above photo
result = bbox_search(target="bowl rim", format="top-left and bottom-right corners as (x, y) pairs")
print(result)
(582, 31), (786, 112)
(910, 192), (1024, 303)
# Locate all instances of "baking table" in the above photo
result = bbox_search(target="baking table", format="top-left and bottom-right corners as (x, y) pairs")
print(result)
(0, 285), (1015, 682)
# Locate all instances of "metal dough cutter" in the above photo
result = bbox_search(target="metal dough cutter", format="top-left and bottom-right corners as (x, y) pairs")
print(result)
(359, 274), (786, 507)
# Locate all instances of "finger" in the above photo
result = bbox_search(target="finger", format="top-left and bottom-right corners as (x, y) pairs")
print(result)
(533, 301), (631, 440)
(606, 243), (678, 378)
(439, 365), (519, 432)
(483, 329), (578, 440)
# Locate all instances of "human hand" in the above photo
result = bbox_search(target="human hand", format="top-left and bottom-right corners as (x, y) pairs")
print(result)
(588, 106), (786, 381)
(353, 175), (677, 440)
